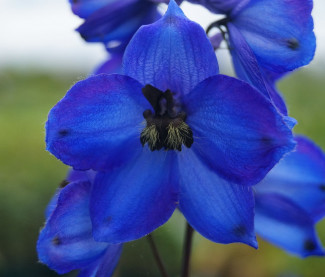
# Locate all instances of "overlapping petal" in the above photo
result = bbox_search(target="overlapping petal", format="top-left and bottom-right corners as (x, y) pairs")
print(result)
(232, 0), (316, 72)
(178, 149), (257, 247)
(123, 0), (218, 96)
(68, 0), (113, 18)
(46, 74), (150, 171)
(256, 136), (325, 221)
(184, 75), (295, 186)
(37, 180), (122, 274)
(255, 194), (324, 257)
(77, 0), (160, 51)
(228, 23), (288, 115)
(90, 150), (179, 243)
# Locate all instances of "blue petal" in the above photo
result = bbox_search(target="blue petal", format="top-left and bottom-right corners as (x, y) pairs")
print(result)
(46, 74), (150, 171)
(232, 0), (316, 72)
(184, 75), (295, 186)
(77, 0), (160, 49)
(37, 181), (113, 274)
(123, 0), (218, 96)
(256, 136), (325, 221)
(90, 150), (178, 243)
(179, 149), (257, 247)
(69, 0), (112, 19)
(228, 23), (288, 115)
(255, 193), (325, 257)
(94, 53), (123, 75)
(79, 244), (123, 277)
(187, 0), (249, 15)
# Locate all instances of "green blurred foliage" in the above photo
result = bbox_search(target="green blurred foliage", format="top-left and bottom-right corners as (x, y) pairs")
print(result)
(0, 68), (324, 277)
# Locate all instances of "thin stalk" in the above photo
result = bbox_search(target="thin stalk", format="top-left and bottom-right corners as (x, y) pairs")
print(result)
(147, 234), (170, 277)
(181, 223), (194, 277)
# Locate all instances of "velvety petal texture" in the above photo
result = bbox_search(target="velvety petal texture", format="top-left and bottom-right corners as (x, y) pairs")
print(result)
(77, 0), (160, 52)
(46, 74), (150, 171)
(37, 179), (122, 275)
(184, 75), (295, 186)
(123, 0), (219, 96)
(232, 0), (316, 72)
(179, 149), (257, 247)
(256, 136), (325, 221)
(91, 150), (178, 243)
(255, 194), (324, 257)
(228, 23), (288, 115)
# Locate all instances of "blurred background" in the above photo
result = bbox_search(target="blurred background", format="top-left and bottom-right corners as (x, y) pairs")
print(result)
(0, 0), (325, 276)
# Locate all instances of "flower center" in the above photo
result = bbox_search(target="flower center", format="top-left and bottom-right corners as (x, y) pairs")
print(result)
(140, 85), (193, 151)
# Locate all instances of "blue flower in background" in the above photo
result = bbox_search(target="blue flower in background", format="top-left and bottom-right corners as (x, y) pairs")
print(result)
(255, 136), (325, 257)
(37, 170), (123, 276)
(47, 1), (294, 247)
(191, 0), (315, 116)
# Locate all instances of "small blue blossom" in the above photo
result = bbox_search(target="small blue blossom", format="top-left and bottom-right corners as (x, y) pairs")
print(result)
(191, 0), (315, 116)
(255, 136), (325, 257)
(46, 1), (295, 247)
(37, 170), (123, 276)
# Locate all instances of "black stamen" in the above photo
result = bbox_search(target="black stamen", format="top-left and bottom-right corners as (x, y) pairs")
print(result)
(319, 184), (325, 191)
(304, 239), (316, 251)
(59, 179), (70, 188)
(142, 84), (164, 114)
(52, 236), (61, 246)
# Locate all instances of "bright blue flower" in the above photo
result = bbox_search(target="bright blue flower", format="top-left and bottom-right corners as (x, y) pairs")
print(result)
(37, 170), (123, 276)
(255, 136), (325, 257)
(46, 1), (295, 247)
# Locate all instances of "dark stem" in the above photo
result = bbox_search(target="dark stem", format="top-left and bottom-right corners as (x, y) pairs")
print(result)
(147, 234), (170, 277)
(181, 223), (194, 277)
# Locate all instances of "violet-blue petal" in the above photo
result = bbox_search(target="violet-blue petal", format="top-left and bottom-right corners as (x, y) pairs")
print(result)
(90, 150), (178, 243)
(185, 75), (295, 186)
(94, 53), (123, 74)
(232, 0), (316, 72)
(37, 181), (112, 274)
(46, 74), (149, 172)
(77, 0), (159, 47)
(256, 136), (325, 221)
(123, 0), (218, 96)
(255, 193), (324, 257)
(209, 32), (223, 50)
(228, 23), (288, 115)
(187, 0), (249, 15)
(178, 149), (257, 247)
(68, 0), (113, 18)
(79, 245), (123, 277)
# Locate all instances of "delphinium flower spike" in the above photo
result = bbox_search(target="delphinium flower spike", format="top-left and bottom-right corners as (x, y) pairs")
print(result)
(254, 136), (325, 257)
(37, 170), (123, 276)
(46, 0), (295, 249)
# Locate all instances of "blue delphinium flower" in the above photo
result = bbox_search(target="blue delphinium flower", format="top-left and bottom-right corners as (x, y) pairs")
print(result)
(37, 170), (123, 276)
(255, 136), (325, 257)
(190, 0), (315, 115)
(46, 0), (295, 247)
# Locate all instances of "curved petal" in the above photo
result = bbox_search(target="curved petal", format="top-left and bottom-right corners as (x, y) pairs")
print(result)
(37, 181), (112, 274)
(256, 136), (325, 221)
(187, 0), (250, 15)
(90, 150), (178, 243)
(79, 245), (123, 277)
(255, 193), (325, 257)
(184, 75), (295, 186)
(46, 74), (150, 171)
(68, 0), (114, 18)
(179, 149), (257, 247)
(228, 23), (288, 115)
(233, 0), (316, 72)
(77, 0), (159, 48)
(123, 0), (218, 96)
